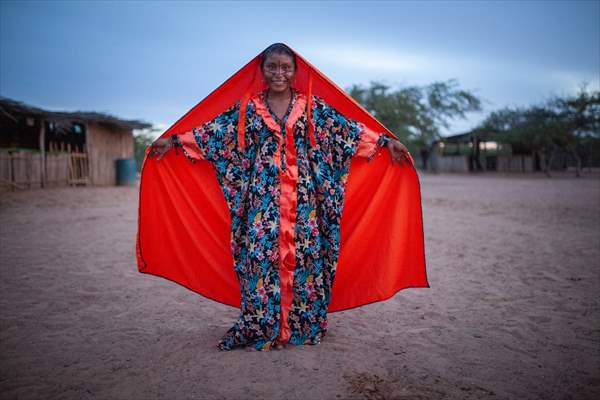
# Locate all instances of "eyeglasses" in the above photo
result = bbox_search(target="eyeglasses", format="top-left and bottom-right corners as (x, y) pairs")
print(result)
(263, 64), (295, 75)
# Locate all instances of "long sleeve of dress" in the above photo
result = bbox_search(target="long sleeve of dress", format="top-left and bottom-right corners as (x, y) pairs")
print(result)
(353, 124), (392, 161)
(170, 102), (241, 167)
(311, 96), (392, 170)
(171, 130), (205, 163)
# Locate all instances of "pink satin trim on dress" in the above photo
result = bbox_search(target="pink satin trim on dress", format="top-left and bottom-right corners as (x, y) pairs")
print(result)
(252, 92), (308, 345)
(306, 72), (317, 148)
(237, 92), (251, 151)
(355, 123), (385, 158)
(177, 130), (205, 161)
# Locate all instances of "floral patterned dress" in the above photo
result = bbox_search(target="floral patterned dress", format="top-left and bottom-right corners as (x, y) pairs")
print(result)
(172, 88), (391, 351)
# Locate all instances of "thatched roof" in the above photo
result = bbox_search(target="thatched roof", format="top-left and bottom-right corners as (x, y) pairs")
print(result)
(0, 96), (152, 130)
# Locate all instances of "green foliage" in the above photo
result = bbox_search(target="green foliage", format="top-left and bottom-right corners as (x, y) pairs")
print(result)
(549, 82), (600, 140)
(133, 130), (156, 172)
(479, 84), (599, 148)
(347, 79), (482, 151)
(481, 106), (566, 153)
(477, 82), (600, 173)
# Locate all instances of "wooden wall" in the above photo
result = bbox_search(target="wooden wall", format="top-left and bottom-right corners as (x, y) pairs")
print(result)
(0, 150), (43, 190)
(45, 153), (71, 185)
(430, 154), (470, 173)
(86, 122), (134, 186)
(0, 150), (77, 191)
(497, 155), (534, 173)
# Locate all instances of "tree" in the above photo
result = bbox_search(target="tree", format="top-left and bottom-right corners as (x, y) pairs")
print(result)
(133, 129), (159, 172)
(347, 79), (483, 153)
(479, 83), (600, 177)
(548, 83), (600, 176)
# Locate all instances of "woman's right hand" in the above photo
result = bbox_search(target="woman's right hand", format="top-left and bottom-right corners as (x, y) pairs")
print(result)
(148, 137), (172, 160)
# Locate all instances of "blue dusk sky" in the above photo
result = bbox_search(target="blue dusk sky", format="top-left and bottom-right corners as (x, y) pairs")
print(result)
(1, 0), (598, 138)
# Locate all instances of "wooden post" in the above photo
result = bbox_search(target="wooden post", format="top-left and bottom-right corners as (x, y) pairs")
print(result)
(39, 120), (46, 188)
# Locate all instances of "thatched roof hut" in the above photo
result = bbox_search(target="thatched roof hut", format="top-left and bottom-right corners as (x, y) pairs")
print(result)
(0, 97), (152, 189)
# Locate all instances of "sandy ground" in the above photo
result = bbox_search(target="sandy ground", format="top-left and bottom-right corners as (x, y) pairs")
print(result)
(1, 171), (599, 400)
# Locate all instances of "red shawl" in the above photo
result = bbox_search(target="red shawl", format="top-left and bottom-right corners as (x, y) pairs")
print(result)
(136, 44), (429, 312)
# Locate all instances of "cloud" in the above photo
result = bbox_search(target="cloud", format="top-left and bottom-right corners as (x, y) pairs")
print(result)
(308, 43), (598, 94)
(309, 45), (433, 74)
(309, 43), (599, 110)
(543, 69), (600, 96)
(304, 43), (599, 136)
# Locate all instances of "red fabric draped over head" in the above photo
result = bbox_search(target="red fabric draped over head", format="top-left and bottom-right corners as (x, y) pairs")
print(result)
(136, 43), (429, 311)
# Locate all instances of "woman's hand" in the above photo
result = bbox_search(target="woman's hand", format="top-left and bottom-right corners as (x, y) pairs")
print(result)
(386, 138), (411, 166)
(148, 137), (172, 160)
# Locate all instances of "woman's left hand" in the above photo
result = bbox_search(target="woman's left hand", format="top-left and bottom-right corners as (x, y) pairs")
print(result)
(386, 138), (411, 166)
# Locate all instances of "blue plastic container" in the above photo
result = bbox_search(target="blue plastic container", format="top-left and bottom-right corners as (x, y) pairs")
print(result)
(116, 158), (137, 186)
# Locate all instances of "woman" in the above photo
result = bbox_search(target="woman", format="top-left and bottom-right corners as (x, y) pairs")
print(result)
(147, 43), (419, 352)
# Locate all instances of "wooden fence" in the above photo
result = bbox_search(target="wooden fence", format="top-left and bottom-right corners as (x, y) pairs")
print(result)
(430, 154), (470, 173)
(496, 155), (534, 173)
(0, 150), (89, 191)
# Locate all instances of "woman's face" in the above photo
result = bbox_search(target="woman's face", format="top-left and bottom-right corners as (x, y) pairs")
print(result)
(261, 52), (296, 94)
